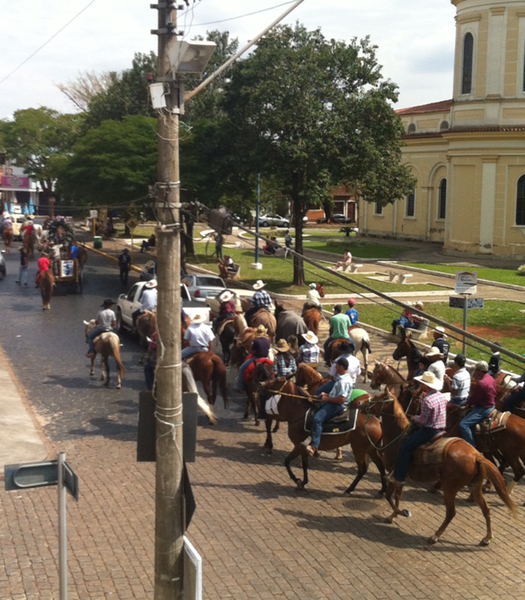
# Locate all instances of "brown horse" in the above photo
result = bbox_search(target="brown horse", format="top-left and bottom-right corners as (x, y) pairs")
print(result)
(303, 308), (321, 336)
(84, 320), (125, 389)
(245, 360), (274, 425)
(369, 361), (408, 397)
(77, 245), (88, 270)
(249, 309), (276, 341)
(38, 270), (54, 310)
(136, 311), (157, 362)
(23, 233), (35, 259)
(361, 390), (517, 545)
(186, 351), (229, 410)
(392, 335), (424, 380)
(2, 228), (13, 253)
(218, 320), (237, 366)
(181, 313), (191, 349)
(257, 370), (386, 494)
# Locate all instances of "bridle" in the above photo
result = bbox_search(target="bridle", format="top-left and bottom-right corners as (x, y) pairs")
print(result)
(361, 392), (413, 450)
(370, 362), (406, 390)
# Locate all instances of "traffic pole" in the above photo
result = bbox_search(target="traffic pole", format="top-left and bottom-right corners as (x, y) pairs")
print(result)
(152, 2), (184, 598)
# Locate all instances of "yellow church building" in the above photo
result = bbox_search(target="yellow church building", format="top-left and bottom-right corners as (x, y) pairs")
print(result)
(359, 0), (525, 258)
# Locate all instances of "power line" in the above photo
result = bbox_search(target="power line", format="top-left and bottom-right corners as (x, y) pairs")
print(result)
(0, 0), (98, 87)
(191, 1), (296, 27)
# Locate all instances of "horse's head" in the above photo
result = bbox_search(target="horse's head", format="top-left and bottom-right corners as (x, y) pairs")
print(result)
(392, 337), (410, 361)
(316, 282), (325, 298)
(360, 390), (396, 417)
(370, 361), (388, 390)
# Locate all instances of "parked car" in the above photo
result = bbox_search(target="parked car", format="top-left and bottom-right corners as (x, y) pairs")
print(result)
(116, 281), (211, 332)
(181, 274), (227, 302)
(0, 250), (6, 279)
(11, 215), (26, 240)
(316, 214), (354, 224)
(258, 214), (289, 228)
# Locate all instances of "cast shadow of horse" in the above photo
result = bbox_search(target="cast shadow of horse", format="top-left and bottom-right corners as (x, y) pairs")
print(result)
(68, 417), (138, 441)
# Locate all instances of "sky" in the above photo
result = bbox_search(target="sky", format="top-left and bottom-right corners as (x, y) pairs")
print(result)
(0, 0), (457, 120)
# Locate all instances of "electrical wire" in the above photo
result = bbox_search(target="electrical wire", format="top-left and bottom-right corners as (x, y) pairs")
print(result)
(0, 0), (98, 86)
(190, 1), (297, 27)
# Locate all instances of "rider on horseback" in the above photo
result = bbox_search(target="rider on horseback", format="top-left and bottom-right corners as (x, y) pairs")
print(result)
(345, 298), (359, 326)
(244, 280), (272, 325)
(298, 331), (320, 365)
(273, 339), (297, 378)
(323, 304), (354, 367)
(235, 324), (271, 393)
(388, 370), (448, 488)
(316, 341), (360, 396)
(302, 283), (324, 320)
(181, 314), (215, 360)
(213, 290), (236, 332)
(459, 360), (496, 448)
(86, 299), (117, 359)
(132, 279), (157, 330)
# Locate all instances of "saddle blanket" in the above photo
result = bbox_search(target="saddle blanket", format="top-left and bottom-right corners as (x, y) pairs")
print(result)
(217, 317), (235, 336)
(244, 358), (273, 384)
(304, 407), (358, 435)
(412, 436), (461, 466)
(474, 409), (511, 435)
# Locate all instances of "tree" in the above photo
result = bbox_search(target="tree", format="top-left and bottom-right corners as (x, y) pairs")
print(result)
(56, 70), (115, 112)
(221, 24), (415, 285)
(56, 115), (157, 207)
(0, 107), (82, 203)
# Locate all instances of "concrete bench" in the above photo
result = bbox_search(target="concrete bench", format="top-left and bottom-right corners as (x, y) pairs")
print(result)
(345, 263), (364, 274)
(399, 273), (413, 284)
(388, 271), (413, 284)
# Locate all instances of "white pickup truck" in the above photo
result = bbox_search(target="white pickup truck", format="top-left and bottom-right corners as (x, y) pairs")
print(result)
(116, 281), (211, 332)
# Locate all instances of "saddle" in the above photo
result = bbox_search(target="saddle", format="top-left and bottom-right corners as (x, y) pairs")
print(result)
(247, 308), (269, 326)
(304, 407), (358, 435)
(411, 436), (460, 467)
(473, 409), (511, 436)
(217, 317), (235, 336)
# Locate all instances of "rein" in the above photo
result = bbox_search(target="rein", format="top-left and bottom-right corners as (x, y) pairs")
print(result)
(363, 394), (412, 451)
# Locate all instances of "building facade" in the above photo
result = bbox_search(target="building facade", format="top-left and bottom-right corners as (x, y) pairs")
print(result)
(359, 0), (525, 257)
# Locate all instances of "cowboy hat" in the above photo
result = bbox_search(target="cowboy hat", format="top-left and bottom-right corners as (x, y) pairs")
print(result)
(309, 283), (317, 289)
(275, 339), (290, 352)
(219, 290), (234, 302)
(413, 371), (442, 391)
(101, 298), (116, 307)
(255, 324), (268, 337)
(145, 279), (158, 288)
(425, 347), (443, 358)
(435, 326), (446, 334)
(415, 301), (424, 308)
(475, 360), (489, 373)
(191, 313), (207, 324)
(253, 280), (266, 290)
(303, 331), (318, 344)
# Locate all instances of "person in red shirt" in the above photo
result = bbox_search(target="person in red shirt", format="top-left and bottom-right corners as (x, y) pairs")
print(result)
(36, 255), (50, 287)
(459, 360), (496, 448)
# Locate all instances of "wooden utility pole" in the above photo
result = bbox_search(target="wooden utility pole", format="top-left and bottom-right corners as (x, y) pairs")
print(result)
(152, 2), (184, 598)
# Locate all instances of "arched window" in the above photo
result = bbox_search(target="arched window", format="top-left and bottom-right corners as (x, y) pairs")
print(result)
(406, 192), (415, 217)
(462, 33), (474, 94)
(440, 121), (449, 130)
(407, 123), (416, 134)
(438, 179), (447, 220)
(516, 175), (525, 225)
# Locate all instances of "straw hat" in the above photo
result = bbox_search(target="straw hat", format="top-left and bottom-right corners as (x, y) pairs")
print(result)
(425, 347), (443, 359)
(191, 314), (207, 324)
(255, 324), (268, 337)
(413, 371), (442, 391)
(303, 331), (318, 344)
(275, 339), (290, 352)
(253, 280), (266, 290)
(219, 290), (234, 303)
(435, 326), (447, 337)
(145, 279), (158, 288)
(415, 301), (424, 308)
(475, 360), (489, 373)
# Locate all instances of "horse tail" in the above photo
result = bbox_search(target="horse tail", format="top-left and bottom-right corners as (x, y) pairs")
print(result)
(42, 271), (54, 304)
(364, 339), (372, 354)
(479, 456), (518, 519)
(212, 355), (229, 408)
(110, 336), (126, 378)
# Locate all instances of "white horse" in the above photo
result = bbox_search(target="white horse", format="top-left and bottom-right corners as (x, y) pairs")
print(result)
(349, 327), (372, 383)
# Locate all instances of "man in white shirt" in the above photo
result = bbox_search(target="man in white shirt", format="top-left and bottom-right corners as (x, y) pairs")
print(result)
(315, 341), (361, 395)
(425, 347), (445, 390)
(182, 314), (215, 359)
(446, 354), (471, 406)
(132, 279), (158, 329)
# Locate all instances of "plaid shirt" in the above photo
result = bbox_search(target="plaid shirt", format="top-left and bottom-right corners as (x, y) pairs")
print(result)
(298, 343), (320, 364)
(273, 353), (297, 377)
(415, 391), (447, 430)
(252, 290), (272, 309)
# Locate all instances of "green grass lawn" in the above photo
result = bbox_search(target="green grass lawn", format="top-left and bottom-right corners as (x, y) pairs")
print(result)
(402, 262), (525, 287)
(304, 240), (408, 259)
(353, 300), (525, 365)
(191, 248), (444, 295)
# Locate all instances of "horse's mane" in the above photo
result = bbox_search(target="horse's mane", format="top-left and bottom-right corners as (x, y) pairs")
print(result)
(297, 363), (323, 380)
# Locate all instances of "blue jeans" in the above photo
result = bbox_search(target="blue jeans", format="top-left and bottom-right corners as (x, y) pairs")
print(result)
(181, 346), (207, 360)
(144, 356), (156, 390)
(394, 427), (442, 482)
(450, 396), (468, 407)
(310, 402), (345, 449)
(237, 357), (256, 390)
(503, 387), (525, 412)
(88, 327), (107, 354)
(315, 381), (335, 396)
(17, 265), (28, 285)
(459, 406), (495, 448)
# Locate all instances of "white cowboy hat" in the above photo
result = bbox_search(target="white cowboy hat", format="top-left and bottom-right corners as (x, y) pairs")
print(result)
(434, 326), (447, 337)
(145, 279), (158, 288)
(475, 360), (489, 373)
(425, 347), (443, 358)
(219, 290), (234, 302)
(413, 371), (442, 391)
(191, 314), (207, 324)
(253, 280), (266, 290)
(405, 301), (413, 307)
(415, 301), (424, 308)
(303, 331), (318, 344)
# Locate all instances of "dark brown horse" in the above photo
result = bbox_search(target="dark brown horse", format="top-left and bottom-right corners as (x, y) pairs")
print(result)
(257, 369), (386, 494)
(392, 335), (423, 380)
(303, 308), (321, 336)
(218, 320), (236, 366)
(23, 232), (35, 259)
(186, 351), (229, 411)
(38, 270), (54, 310)
(361, 390), (517, 545)
(2, 228), (13, 253)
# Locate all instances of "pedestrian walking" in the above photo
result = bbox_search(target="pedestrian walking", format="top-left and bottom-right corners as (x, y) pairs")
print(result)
(16, 247), (28, 285)
(118, 248), (132, 286)
(215, 232), (224, 259)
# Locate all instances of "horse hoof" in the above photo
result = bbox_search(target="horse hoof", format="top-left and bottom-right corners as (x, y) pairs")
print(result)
(479, 537), (491, 547)
(402, 509), (412, 518)
(384, 517), (393, 524)
(427, 535), (438, 545)
(254, 420), (260, 427)
(116, 385), (121, 389)
(296, 481), (304, 491)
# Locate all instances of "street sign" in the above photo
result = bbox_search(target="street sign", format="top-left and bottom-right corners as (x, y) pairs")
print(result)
(90, 210), (98, 218)
(455, 271), (477, 295)
(449, 296), (484, 310)
(5, 460), (79, 501)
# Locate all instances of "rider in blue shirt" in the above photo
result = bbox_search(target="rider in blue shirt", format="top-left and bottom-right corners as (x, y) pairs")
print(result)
(345, 298), (358, 325)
